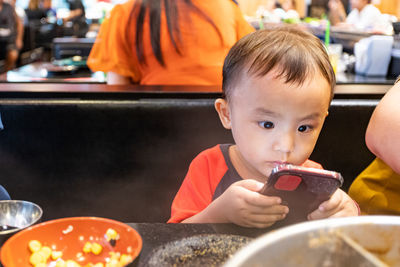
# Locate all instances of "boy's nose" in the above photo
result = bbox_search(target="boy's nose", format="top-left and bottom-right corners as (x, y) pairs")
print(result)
(273, 132), (295, 155)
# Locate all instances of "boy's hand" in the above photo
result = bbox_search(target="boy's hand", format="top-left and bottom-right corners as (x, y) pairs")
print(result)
(307, 189), (359, 220)
(213, 179), (289, 228)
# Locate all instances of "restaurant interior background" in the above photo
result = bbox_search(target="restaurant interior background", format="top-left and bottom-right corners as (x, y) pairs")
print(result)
(1, 0), (400, 81)
(2, 3), (400, 265)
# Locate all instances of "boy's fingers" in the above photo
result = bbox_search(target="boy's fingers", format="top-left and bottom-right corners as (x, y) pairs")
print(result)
(246, 191), (282, 207)
(318, 190), (341, 212)
(235, 179), (283, 206)
(249, 213), (287, 224)
(308, 206), (337, 220)
(236, 179), (264, 192)
(250, 204), (289, 215)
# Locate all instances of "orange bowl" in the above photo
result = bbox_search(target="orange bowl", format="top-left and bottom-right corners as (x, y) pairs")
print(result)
(0, 217), (142, 267)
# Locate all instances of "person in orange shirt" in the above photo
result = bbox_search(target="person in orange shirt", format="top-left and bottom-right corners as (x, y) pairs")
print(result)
(87, 0), (254, 86)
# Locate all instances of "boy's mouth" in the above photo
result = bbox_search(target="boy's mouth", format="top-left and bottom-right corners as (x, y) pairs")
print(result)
(273, 161), (289, 166)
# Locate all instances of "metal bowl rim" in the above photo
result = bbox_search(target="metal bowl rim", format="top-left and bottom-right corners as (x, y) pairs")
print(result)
(0, 200), (43, 235)
(223, 215), (400, 267)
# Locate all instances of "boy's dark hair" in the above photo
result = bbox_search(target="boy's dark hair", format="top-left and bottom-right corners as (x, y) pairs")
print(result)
(222, 25), (335, 101)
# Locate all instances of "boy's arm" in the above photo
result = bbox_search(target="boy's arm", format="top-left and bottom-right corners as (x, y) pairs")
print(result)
(168, 148), (223, 223)
(181, 198), (227, 223)
(365, 81), (400, 173)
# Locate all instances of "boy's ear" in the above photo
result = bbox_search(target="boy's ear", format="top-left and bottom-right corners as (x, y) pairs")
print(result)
(215, 98), (232, 130)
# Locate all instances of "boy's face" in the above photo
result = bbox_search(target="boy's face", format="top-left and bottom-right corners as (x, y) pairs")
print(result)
(216, 69), (331, 182)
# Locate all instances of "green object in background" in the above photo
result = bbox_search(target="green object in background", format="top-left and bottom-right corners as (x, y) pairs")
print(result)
(283, 18), (300, 24)
(325, 20), (330, 47)
(259, 16), (264, 30)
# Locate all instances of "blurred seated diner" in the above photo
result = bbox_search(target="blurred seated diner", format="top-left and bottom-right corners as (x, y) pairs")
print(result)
(25, 0), (57, 60)
(4, 0), (24, 72)
(328, 0), (394, 34)
(62, 0), (88, 38)
(0, 0), (20, 72)
(87, 0), (254, 86)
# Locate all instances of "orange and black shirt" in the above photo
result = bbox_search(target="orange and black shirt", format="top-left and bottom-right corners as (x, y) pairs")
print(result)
(168, 144), (322, 223)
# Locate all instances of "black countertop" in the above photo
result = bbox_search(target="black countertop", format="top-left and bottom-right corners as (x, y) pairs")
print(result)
(336, 72), (396, 85)
(127, 223), (273, 267)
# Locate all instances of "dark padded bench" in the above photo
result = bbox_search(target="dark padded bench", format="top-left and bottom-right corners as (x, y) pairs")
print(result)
(0, 96), (378, 223)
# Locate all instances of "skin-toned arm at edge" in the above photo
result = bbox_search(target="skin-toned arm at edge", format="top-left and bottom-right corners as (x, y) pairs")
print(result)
(107, 72), (132, 85)
(365, 81), (400, 174)
(15, 12), (23, 49)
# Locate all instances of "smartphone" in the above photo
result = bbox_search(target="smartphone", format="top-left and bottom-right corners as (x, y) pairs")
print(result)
(259, 164), (344, 224)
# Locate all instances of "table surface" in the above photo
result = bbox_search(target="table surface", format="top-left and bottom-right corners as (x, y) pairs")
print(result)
(0, 223), (274, 267)
(127, 223), (271, 267)
(0, 62), (106, 84)
(0, 61), (396, 86)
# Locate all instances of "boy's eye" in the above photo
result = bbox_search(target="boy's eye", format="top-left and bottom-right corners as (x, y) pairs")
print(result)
(259, 121), (274, 129)
(298, 125), (311, 132)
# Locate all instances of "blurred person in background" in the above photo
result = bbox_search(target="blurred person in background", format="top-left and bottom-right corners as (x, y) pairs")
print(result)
(7, 0), (27, 25)
(328, 0), (392, 34)
(63, 0), (88, 37)
(5, 0), (23, 70)
(280, 0), (299, 18)
(88, 0), (254, 86)
(25, 0), (47, 22)
(272, 0), (299, 21)
(0, 0), (19, 71)
(42, 0), (56, 22)
(25, 0), (56, 58)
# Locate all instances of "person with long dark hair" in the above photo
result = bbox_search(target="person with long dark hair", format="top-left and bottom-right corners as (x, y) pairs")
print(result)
(88, 0), (254, 86)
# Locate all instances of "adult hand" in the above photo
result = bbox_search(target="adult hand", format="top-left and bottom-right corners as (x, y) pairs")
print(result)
(212, 179), (289, 228)
(307, 189), (359, 220)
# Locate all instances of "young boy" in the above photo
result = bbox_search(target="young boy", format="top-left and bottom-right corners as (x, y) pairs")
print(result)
(169, 26), (359, 228)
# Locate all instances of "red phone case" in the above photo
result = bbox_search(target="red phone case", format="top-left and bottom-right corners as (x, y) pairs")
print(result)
(259, 164), (344, 224)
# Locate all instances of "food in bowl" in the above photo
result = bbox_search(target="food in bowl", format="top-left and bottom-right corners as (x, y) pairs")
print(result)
(27, 233), (133, 266)
(0, 217), (142, 267)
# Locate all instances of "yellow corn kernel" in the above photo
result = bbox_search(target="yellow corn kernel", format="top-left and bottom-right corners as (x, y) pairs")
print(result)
(55, 259), (66, 267)
(91, 242), (102, 255)
(105, 228), (118, 241)
(93, 263), (104, 267)
(109, 251), (120, 261)
(65, 260), (81, 267)
(28, 240), (42, 253)
(119, 254), (133, 266)
(105, 259), (120, 267)
(35, 263), (47, 267)
(51, 250), (63, 260)
(40, 246), (52, 261)
(29, 252), (45, 266)
(83, 242), (92, 253)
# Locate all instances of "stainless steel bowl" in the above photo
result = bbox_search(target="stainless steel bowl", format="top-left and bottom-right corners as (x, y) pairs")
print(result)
(224, 216), (400, 267)
(0, 200), (43, 244)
